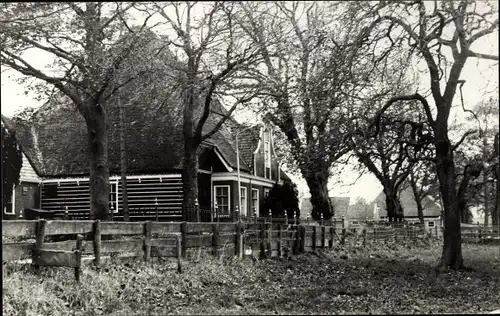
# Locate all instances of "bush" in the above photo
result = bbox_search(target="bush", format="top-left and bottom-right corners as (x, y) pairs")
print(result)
(261, 180), (300, 218)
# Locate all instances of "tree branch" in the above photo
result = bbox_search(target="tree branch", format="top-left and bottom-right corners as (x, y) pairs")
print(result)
(370, 93), (435, 132)
(466, 50), (499, 61)
(451, 129), (477, 151)
(195, 53), (257, 138)
(469, 19), (499, 44)
(200, 92), (260, 141)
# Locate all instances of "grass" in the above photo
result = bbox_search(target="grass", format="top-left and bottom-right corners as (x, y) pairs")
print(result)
(3, 241), (500, 315)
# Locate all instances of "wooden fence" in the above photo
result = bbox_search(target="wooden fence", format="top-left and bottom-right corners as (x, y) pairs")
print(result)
(3, 220), (499, 282)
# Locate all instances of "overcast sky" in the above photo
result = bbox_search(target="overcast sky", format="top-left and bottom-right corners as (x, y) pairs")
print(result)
(1, 2), (498, 204)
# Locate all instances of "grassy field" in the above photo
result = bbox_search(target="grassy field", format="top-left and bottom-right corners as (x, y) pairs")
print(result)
(3, 241), (499, 315)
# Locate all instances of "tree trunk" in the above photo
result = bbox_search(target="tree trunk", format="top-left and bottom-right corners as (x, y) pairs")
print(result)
(384, 189), (403, 222)
(182, 138), (199, 222)
(484, 136), (489, 226)
(409, 172), (425, 224)
(305, 173), (333, 220)
(494, 133), (500, 226)
(416, 197), (425, 224)
(85, 103), (110, 221)
(494, 176), (499, 226)
(119, 93), (129, 222)
(435, 137), (463, 270)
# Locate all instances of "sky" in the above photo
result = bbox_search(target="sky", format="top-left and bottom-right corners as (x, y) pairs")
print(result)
(1, 2), (498, 204)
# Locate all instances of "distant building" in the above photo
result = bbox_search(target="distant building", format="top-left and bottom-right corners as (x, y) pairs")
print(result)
(370, 187), (442, 230)
(299, 196), (351, 219)
(299, 186), (443, 231)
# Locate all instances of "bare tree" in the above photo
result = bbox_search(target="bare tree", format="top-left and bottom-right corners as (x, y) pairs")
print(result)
(353, 104), (434, 222)
(234, 1), (394, 220)
(370, 0), (498, 269)
(0, 3), (155, 219)
(138, 2), (262, 218)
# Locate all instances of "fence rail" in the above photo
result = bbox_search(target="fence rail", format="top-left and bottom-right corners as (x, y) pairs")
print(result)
(3, 220), (499, 282)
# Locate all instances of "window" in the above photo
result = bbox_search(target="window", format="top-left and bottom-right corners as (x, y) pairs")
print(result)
(3, 184), (15, 215)
(44, 184), (58, 198)
(251, 188), (259, 215)
(264, 188), (270, 198)
(214, 186), (230, 215)
(109, 182), (118, 213)
(428, 221), (435, 227)
(240, 187), (247, 216)
(264, 131), (271, 179)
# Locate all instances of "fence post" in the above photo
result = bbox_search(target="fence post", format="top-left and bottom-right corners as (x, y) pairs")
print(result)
(278, 226), (283, 258)
(215, 203), (219, 223)
(269, 209), (272, 225)
(329, 226), (334, 249)
(155, 198), (159, 222)
(293, 225), (300, 255)
(195, 199), (200, 223)
(176, 235), (183, 273)
(33, 219), (47, 271)
(233, 206), (239, 223)
(341, 216), (346, 245)
(259, 223), (266, 259)
(321, 225), (326, 248)
(299, 225), (306, 253)
(93, 220), (101, 267)
(235, 222), (244, 258)
(181, 222), (187, 258)
(312, 226), (317, 251)
(144, 221), (152, 262)
(434, 226), (438, 238)
(294, 210), (297, 226)
(267, 222), (272, 258)
(75, 234), (83, 282)
(212, 223), (220, 258)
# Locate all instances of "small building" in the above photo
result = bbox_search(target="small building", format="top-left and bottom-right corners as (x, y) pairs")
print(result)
(2, 98), (290, 221)
(370, 187), (442, 230)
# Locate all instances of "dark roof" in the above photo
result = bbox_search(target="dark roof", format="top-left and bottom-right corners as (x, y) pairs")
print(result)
(4, 95), (255, 177)
(208, 102), (261, 171)
(371, 187), (442, 218)
(299, 197), (351, 218)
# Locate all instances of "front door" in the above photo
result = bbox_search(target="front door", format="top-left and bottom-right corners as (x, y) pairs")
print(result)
(197, 173), (211, 210)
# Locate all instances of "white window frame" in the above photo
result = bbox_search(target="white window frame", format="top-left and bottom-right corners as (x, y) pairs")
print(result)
(110, 181), (119, 213)
(240, 186), (247, 216)
(214, 185), (231, 216)
(428, 221), (435, 227)
(251, 188), (259, 215)
(4, 184), (16, 215)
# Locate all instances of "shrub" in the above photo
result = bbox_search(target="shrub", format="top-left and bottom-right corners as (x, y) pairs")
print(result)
(261, 180), (300, 218)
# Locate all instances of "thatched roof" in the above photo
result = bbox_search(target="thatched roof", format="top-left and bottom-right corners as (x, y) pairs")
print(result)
(2, 96), (260, 177)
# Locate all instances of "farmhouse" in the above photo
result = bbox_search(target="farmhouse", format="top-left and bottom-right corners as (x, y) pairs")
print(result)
(2, 98), (290, 221)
